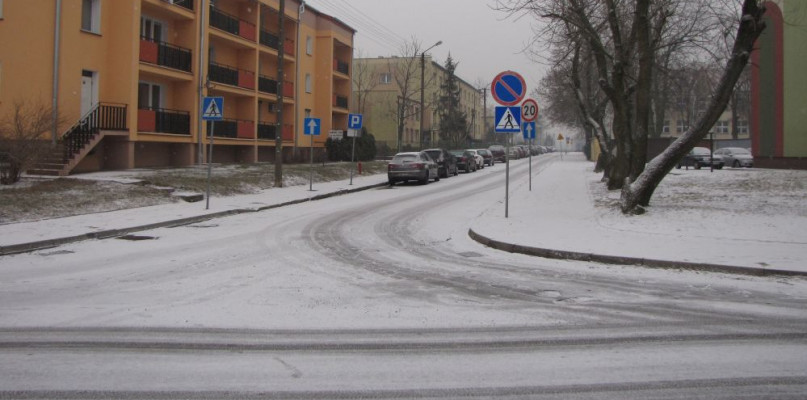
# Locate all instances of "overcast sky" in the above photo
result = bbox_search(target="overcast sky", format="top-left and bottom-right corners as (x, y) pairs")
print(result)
(304, 0), (548, 104)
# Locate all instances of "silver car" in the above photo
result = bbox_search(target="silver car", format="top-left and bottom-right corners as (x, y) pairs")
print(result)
(387, 152), (439, 185)
(715, 147), (753, 168)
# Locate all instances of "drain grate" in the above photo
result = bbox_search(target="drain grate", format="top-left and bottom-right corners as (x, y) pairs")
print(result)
(458, 251), (484, 258)
(117, 235), (158, 241)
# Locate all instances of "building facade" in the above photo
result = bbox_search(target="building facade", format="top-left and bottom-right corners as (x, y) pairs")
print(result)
(750, 0), (807, 169)
(353, 56), (484, 152)
(0, 0), (353, 175)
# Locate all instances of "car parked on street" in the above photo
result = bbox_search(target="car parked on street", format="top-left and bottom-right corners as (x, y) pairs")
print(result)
(423, 148), (458, 178)
(677, 147), (724, 170)
(476, 149), (494, 166)
(488, 145), (506, 163)
(449, 150), (478, 173)
(387, 152), (440, 185)
(714, 147), (753, 168)
(467, 150), (485, 169)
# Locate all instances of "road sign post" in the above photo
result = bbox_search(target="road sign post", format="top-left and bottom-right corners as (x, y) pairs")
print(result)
(492, 71), (527, 219)
(523, 121), (536, 192)
(491, 71), (526, 106)
(348, 114), (363, 185)
(201, 97), (223, 210)
(304, 117), (321, 191)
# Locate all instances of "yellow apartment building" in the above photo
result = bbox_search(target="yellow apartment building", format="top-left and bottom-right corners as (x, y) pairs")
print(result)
(0, 0), (353, 175)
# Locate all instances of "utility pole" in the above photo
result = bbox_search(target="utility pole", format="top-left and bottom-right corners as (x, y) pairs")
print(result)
(274, 0), (285, 188)
(480, 87), (488, 144)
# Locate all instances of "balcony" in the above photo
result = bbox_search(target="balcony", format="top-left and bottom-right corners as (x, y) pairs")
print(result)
(209, 6), (256, 42)
(257, 122), (276, 140)
(207, 118), (254, 139)
(334, 59), (349, 75)
(140, 37), (192, 73)
(259, 75), (278, 95)
(282, 81), (294, 98)
(138, 107), (191, 135)
(333, 95), (349, 109)
(260, 30), (279, 51)
(284, 39), (295, 56)
(209, 62), (255, 90)
(164, 0), (193, 11)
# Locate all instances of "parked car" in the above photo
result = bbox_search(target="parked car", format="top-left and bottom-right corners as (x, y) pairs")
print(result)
(677, 147), (724, 169)
(467, 150), (485, 169)
(488, 145), (506, 163)
(423, 148), (458, 178)
(449, 150), (478, 173)
(387, 152), (439, 185)
(714, 147), (753, 168)
(508, 146), (520, 160)
(476, 149), (494, 166)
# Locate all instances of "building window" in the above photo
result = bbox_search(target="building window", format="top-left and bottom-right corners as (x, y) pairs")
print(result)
(716, 120), (730, 134)
(0, 0), (4, 19)
(662, 120), (670, 135)
(305, 73), (312, 93)
(676, 120), (689, 134)
(737, 120), (749, 135)
(82, 0), (101, 33)
(140, 16), (163, 42)
(380, 73), (391, 84)
(138, 82), (162, 109)
(306, 36), (313, 55)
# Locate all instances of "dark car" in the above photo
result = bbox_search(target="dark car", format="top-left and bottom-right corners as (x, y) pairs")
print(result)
(677, 147), (724, 170)
(475, 149), (494, 166)
(488, 145), (506, 163)
(387, 152), (440, 185)
(423, 148), (458, 178)
(449, 150), (478, 173)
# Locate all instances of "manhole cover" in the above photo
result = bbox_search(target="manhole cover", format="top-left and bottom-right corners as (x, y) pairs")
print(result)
(459, 251), (484, 258)
(117, 235), (158, 241)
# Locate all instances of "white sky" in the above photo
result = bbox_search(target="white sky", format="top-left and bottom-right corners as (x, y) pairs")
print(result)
(305, 0), (547, 102)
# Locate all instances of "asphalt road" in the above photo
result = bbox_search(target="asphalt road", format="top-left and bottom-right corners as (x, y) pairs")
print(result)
(1, 154), (806, 399)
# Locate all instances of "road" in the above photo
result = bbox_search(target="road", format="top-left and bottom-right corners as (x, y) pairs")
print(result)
(1, 154), (806, 399)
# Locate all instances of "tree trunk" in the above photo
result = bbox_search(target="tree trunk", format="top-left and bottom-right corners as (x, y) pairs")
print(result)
(620, 0), (766, 214)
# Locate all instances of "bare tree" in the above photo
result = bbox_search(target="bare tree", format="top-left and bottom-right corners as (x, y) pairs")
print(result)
(0, 100), (60, 185)
(383, 38), (425, 153)
(352, 50), (380, 115)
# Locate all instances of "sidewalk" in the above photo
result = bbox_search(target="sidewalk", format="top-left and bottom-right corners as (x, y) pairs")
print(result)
(2, 155), (806, 277)
(470, 153), (807, 277)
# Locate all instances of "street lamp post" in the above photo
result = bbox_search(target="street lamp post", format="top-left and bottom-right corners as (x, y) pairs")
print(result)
(420, 40), (442, 150)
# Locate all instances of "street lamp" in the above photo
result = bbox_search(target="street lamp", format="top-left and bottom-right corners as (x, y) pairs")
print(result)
(420, 40), (442, 149)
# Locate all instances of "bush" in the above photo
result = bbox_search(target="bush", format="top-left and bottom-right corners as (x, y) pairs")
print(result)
(0, 100), (58, 185)
(325, 127), (377, 162)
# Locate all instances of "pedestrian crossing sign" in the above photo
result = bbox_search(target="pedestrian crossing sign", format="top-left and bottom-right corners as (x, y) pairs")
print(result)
(202, 97), (224, 121)
(494, 106), (521, 133)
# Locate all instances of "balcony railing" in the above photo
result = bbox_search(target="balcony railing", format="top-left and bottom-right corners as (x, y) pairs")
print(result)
(284, 39), (295, 56)
(259, 75), (278, 94)
(138, 107), (190, 135)
(334, 59), (349, 75)
(140, 37), (192, 73)
(282, 81), (294, 98)
(257, 122), (276, 140)
(164, 0), (193, 11)
(209, 6), (256, 42)
(260, 29), (279, 50)
(209, 62), (255, 90)
(61, 103), (128, 158)
(334, 95), (349, 109)
(206, 118), (254, 139)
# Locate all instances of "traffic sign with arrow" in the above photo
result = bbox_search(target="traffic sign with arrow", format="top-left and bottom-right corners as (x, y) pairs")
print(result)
(304, 117), (321, 136)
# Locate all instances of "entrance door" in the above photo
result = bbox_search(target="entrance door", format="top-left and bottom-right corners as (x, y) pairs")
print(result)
(81, 70), (98, 116)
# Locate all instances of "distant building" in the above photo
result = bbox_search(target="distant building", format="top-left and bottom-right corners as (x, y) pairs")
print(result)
(0, 0), (353, 175)
(750, 0), (807, 169)
(353, 56), (484, 152)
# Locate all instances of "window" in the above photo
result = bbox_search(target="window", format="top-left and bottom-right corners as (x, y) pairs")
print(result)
(737, 120), (749, 135)
(306, 36), (313, 55)
(662, 120), (670, 135)
(716, 120), (730, 134)
(140, 16), (163, 42)
(0, 0), (4, 19)
(380, 73), (391, 84)
(138, 82), (162, 110)
(676, 120), (689, 134)
(82, 0), (100, 33)
(305, 73), (312, 93)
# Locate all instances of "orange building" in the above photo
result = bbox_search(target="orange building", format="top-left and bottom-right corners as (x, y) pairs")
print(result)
(0, 0), (353, 175)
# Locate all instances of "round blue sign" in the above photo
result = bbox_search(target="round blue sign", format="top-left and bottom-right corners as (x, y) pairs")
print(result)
(491, 71), (526, 106)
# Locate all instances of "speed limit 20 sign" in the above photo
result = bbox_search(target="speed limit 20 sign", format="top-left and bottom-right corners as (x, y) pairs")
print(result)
(521, 98), (538, 122)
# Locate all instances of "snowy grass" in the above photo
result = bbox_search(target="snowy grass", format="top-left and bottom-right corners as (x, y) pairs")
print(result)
(0, 161), (388, 224)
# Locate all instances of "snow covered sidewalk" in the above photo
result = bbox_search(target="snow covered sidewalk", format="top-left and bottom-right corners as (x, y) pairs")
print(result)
(470, 153), (807, 276)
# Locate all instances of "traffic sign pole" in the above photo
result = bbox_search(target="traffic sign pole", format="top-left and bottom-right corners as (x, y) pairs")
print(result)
(206, 121), (214, 209)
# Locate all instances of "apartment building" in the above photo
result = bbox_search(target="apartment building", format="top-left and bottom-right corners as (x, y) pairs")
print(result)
(353, 56), (485, 152)
(0, 0), (353, 175)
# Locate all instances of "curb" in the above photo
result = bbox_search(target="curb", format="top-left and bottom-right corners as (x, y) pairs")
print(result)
(0, 181), (388, 256)
(468, 228), (807, 278)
